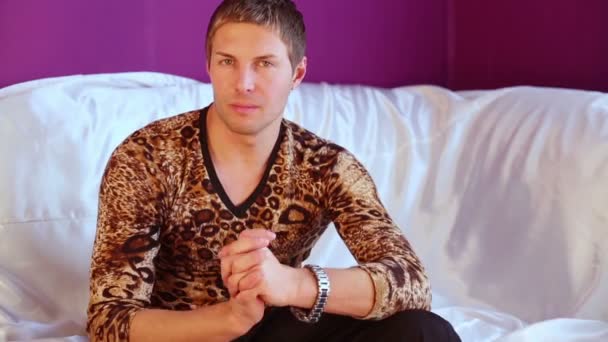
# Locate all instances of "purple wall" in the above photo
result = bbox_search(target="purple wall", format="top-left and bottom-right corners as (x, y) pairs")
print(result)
(1, 0), (607, 91)
(0, 0), (446, 89)
(449, 0), (608, 92)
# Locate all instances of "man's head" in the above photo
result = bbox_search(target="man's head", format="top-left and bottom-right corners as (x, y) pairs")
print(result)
(205, 0), (308, 137)
(206, 0), (306, 71)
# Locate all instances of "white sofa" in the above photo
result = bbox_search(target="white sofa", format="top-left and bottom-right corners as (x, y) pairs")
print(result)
(1, 72), (607, 341)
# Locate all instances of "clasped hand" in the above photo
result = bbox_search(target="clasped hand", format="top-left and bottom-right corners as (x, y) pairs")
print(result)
(218, 229), (299, 307)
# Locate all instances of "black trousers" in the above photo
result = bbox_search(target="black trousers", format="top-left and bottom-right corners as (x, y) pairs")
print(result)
(234, 307), (461, 342)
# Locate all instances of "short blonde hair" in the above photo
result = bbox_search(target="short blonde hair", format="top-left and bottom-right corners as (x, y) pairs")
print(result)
(206, 0), (306, 70)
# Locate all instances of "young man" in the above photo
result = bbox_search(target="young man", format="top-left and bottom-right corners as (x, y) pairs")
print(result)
(87, 0), (460, 341)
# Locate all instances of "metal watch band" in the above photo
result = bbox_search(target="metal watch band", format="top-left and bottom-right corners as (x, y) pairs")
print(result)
(290, 264), (331, 323)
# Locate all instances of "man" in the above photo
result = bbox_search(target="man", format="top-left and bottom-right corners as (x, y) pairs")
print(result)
(87, 0), (461, 341)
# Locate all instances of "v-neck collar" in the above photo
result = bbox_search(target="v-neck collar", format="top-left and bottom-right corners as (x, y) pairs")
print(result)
(198, 106), (286, 218)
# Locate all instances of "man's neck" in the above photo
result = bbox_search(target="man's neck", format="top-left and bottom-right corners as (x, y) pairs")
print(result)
(206, 104), (282, 168)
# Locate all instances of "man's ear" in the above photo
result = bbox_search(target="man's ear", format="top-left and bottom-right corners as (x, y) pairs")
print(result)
(291, 56), (307, 90)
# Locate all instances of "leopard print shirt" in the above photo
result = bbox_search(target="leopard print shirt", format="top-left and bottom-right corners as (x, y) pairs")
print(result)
(87, 106), (431, 341)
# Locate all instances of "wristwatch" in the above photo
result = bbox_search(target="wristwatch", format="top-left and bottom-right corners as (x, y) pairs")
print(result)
(290, 264), (331, 323)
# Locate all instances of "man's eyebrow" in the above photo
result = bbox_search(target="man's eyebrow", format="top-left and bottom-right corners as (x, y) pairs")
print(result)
(214, 52), (279, 60)
(215, 51), (235, 58)
(254, 54), (279, 60)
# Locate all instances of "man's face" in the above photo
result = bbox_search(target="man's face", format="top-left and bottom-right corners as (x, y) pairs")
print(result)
(207, 22), (306, 136)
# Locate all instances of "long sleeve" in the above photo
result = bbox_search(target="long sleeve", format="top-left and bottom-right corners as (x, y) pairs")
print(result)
(325, 150), (431, 320)
(87, 138), (165, 342)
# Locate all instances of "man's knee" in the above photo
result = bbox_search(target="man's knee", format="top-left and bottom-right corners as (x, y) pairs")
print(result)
(366, 309), (461, 341)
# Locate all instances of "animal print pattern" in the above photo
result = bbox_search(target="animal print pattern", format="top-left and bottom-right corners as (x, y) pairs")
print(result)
(86, 107), (431, 341)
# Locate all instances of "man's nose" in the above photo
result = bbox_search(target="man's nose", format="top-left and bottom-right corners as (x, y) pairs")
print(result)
(236, 67), (255, 93)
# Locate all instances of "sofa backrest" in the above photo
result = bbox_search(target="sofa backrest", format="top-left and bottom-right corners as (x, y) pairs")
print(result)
(0, 73), (606, 335)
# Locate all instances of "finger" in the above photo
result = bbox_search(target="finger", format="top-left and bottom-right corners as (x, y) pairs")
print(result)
(227, 269), (248, 298)
(222, 248), (271, 295)
(230, 248), (268, 275)
(237, 269), (263, 293)
(239, 228), (276, 241)
(227, 268), (263, 296)
(219, 236), (270, 258)
(221, 247), (268, 287)
(220, 254), (234, 291)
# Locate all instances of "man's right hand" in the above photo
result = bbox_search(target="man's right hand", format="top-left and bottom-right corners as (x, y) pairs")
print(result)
(226, 287), (266, 336)
(218, 229), (276, 336)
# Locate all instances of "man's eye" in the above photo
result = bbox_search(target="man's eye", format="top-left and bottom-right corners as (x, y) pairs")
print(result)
(219, 59), (234, 66)
(259, 61), (273, 67)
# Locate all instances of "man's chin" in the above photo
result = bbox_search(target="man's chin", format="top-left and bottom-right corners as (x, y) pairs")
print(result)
(228, 126), (262, 136)
(223, 120), (267, 136)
